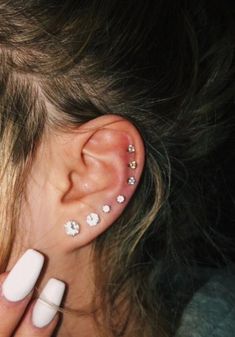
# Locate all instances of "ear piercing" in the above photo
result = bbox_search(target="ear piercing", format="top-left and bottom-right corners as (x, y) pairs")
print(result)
(86, 213), (100, 226)
(102, 205), (111, 213)
(128, 144), (136, 153)
(127, 144), (137, 186)
(64, 144), (137, 236)
(127, 177), (136, 185)
(64, 220), (80, 237)
(128, 160), (137, 169)
(116, 194), (126, 203)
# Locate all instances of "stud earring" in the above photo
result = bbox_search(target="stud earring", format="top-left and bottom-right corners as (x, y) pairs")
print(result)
(128, 144), (135, 153)
(64, 220), (80, 237)
(116, 195), (126, 203)
(128, 160), (137, 169)
(102, 205), (111, 213)
(127, 176), (136, 185)
(86, 213), (100, 226)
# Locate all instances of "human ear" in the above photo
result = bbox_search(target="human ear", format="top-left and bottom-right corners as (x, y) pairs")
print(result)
(30, 114), (145, 253)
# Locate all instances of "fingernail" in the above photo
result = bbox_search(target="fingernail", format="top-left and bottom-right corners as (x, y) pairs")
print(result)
(2, 249), (44, 302)
(32, 278), (65, 328)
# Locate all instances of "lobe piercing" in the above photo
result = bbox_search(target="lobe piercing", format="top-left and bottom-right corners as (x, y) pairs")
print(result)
(102, 205), (111, 213)
(64, 220), (80, 237)
(127, 176), (136, 185)
(128, 144), (135, 153)
(128, 160), (137, 169)
(116, 195), (126, 203)
(86, 213), (100, 226)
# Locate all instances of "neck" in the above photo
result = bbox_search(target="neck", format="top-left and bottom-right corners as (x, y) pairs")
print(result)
(45, 246), (97, 337)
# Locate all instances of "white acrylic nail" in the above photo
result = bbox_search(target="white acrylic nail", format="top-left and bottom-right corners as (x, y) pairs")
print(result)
(2, 249), (44, 302)
(32, 278), (65, 328)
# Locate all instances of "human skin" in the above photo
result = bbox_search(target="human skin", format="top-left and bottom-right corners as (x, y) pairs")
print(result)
(3, 114), (145, 336)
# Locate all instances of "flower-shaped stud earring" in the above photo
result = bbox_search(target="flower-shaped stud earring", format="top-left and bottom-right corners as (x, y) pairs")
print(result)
(86, 213), (100, 226)
(64, 220), (80, 237)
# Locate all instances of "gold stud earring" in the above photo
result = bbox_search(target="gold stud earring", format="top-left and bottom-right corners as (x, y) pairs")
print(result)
(128, 160), (137, 169)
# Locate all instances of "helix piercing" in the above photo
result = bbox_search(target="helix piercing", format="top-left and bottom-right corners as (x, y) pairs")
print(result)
(64, 220), (80, 237)
(128, 160), (137, 169)
(127, 144), (135, 153)
(127, 144), (137, 184)
(127, 176), (136, 185)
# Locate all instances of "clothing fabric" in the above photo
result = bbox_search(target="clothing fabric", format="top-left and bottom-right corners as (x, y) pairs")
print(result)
(175, 266), (235, 337)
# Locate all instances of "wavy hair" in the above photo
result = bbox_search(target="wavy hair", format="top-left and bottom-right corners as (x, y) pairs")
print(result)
(0, 1), (234, 336)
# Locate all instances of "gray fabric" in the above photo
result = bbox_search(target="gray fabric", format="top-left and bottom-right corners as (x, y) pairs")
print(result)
(175, 268), (235, 337)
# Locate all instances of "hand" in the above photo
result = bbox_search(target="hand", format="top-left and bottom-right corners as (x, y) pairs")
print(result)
(0, 249), (65, 337)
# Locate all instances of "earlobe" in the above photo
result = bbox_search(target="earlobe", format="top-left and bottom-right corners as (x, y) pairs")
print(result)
(49, 115), (145, 253)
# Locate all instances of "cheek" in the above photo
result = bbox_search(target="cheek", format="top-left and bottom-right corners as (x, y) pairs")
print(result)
(21, 176), (60, 247)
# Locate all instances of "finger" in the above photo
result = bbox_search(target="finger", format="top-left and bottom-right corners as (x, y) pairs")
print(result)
(15, 308), (60, 337)
(15, 278), (65, 337)
(0, 279), (33, 337)
(0, 249), (44, 337)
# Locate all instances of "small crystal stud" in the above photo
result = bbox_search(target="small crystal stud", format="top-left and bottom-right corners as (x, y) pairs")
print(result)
(116, 195), (126, 203)
(128, 144), (135, 153)
(102, 205), (111, 213)
(86, 213), (100, 226)
(128, 160), (137, 169)
(64, 220), (80, 237)
(127, 176), (136, 185)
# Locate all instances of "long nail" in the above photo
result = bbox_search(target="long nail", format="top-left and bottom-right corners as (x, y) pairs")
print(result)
(2, 249), (44, 302)
(32, 278), (65, 328)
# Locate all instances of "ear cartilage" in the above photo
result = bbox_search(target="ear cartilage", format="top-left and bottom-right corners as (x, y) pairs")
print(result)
(116, 195), (126, 203)
(64, 220), (80, 237)
(127, 144), (136, 153)
(127, 176), (136, 185)
(102, 205), (111, 213)
(128, 160), (137, 169)
(86, 213), (100, 226)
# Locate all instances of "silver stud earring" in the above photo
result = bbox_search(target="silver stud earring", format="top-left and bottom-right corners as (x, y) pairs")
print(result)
(86, 212), (100, 226)
(102, 205), (111, 213)
(64, 220), (80, 237)
(127, 176), (136, 185)
(116, 195), (126, 203)
(128, 144), (136, 153)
